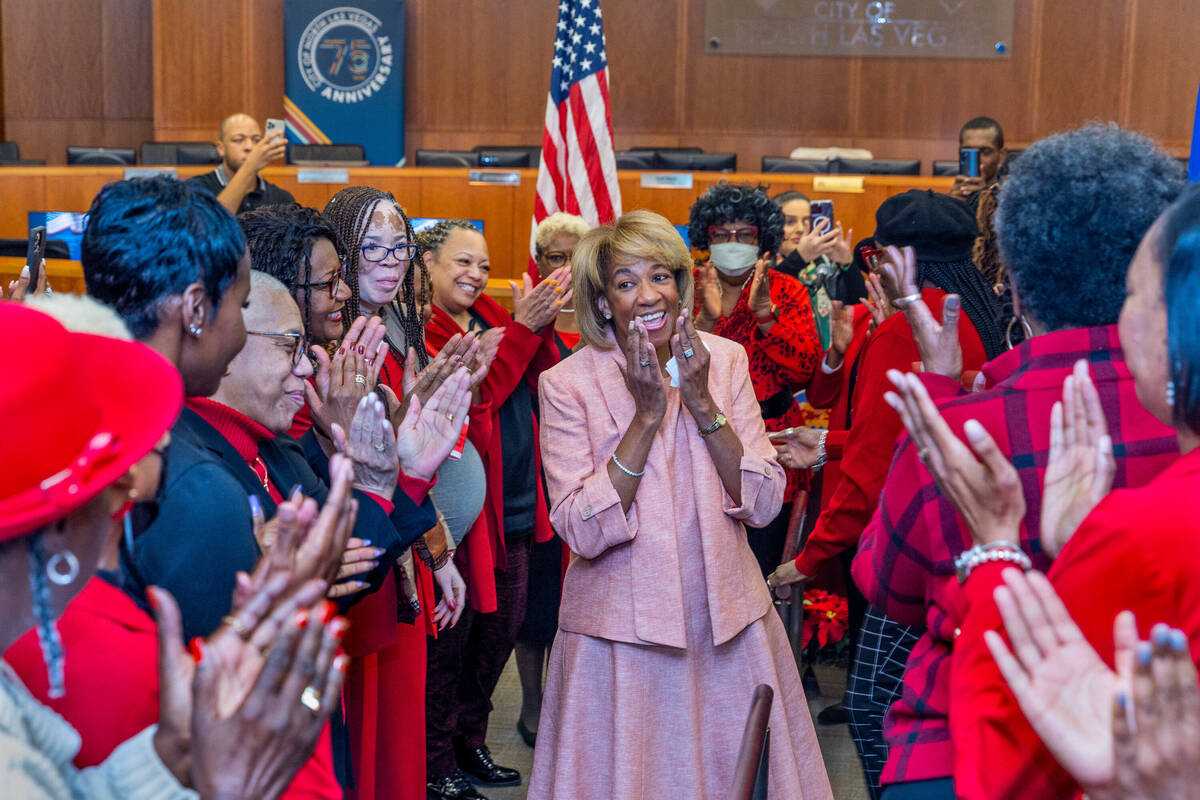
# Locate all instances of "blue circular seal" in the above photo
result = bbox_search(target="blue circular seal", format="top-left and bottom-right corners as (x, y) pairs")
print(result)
(298, 6), (392, 101)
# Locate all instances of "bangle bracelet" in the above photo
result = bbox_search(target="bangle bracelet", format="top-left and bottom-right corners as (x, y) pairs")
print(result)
(892, 292), (922, 309)
(611, 452), (645, 478)
(954, 541), (1031, 584)
(812, 429), (829, 471)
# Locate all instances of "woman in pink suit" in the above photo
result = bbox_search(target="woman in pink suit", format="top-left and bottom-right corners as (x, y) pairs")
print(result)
(530, 210), (832, 799)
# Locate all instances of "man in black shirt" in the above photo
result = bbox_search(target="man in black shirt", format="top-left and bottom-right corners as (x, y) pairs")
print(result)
(948, 116), (1007, 214)
(188, 113), (295, 215)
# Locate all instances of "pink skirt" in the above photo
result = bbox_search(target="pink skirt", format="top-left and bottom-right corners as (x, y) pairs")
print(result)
(528, 609), (833, 800)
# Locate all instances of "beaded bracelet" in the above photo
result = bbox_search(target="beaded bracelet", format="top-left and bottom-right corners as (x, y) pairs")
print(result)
(611, 452), (645, 478)
(954, 541), (1032, 584)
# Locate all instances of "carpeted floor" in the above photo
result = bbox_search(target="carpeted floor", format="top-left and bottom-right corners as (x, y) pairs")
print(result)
(473, 659), (869, 800)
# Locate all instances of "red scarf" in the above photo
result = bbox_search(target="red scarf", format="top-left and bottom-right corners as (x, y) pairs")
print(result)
(186, 397), (285, 504)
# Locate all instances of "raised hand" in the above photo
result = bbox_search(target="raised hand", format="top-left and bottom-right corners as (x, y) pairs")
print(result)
(797, 217), (839, 263)
(880, 245), (964, 379)
(829, 225), (855, 264)
(884, 369), (1025, 544)
(393, 366), (472, 481)
(1109, 624), (1200, 800)
(511, 267), (572, 332)
(983, 568), (1132, 793)
(5, 260), (49, 302)
(864, 273), (896, 330)
(768, 426), (826, 470)
(1040, 361), (1115, 558)
(189, 583), (348, 800)
(747, 255), (774, 323)
(692, 261), (722, 332)
(400, 332), (475, 412)
(336, 394), (400, 500)
(467, 327), (504, 390)
(242, 130), (288, 175)
(827, 300), (855, 368)
(670, 314), (713, 420)
(306, 315), (387, 441)
(620, 318), (666, 426)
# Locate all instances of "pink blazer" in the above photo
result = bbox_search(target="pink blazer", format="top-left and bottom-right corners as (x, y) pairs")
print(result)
(538, 331), (785, 649)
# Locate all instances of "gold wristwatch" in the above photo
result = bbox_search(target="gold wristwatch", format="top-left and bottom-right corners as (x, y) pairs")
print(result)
(698, 411), (727, 436)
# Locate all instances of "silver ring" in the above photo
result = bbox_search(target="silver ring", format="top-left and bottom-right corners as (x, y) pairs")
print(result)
(683, 348), (695, 359)
(222, 615), (252, 640)
(354, 374), (367, 385)
(373, 442), (386, 453)
(300, 685), (322, 714)
(639, 360), (651, 367)
(445, 411), (455, 422)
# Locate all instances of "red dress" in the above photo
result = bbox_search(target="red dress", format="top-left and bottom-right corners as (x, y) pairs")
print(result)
(701, 270), (822, 502)
(425, 293), (558, 612)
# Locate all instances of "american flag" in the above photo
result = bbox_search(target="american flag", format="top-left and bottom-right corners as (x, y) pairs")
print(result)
(530, 0), (622, 274)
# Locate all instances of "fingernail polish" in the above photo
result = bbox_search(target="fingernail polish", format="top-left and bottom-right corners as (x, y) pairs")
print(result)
(334, 654), (349, 673)
(248, 495), (262, 517)
(1153, 623), (1171, 646)
(338, 348), (346, 356)
(188, 637), (204, 663)
(295, 609), (310, 629)
(373, 547), (386, 557)
(358, 345), (365, 355)
(319, 600), (337, 624)
(146, 589), (160, 611)
(1116, 690), (1128, 709)
(330, 618), (350, 639)
(1138, 641), (1152, 664)
(1171, 629), (1188, 652)
(290, 485), (302, 501)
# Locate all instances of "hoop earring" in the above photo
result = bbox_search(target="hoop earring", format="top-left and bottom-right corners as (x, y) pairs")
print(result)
(46, 550), (80, 586)
(1005, 315), (1033, 350)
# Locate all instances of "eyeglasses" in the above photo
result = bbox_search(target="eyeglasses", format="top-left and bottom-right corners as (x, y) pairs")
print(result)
(296, 271), (346, 300)
(858, 245), (883, 271)
(246, 330), (306, 365)
(541, 250), (572, 269)
(361, 243), (418, 263)
(707, 225), (759, 245)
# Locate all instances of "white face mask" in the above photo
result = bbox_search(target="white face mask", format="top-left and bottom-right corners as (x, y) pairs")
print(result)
(708, 241), (759, 275)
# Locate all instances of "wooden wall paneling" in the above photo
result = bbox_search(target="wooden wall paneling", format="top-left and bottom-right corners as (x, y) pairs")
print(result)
(0, 170), (45, 237)
(42, 168), (128, 215)
(605, 0), (682, 141)
(417, 173), (517, 279)
(1122, 0), (1200, 149)
(0, 257), (87, 294)
(1033, 0), (1132, 136)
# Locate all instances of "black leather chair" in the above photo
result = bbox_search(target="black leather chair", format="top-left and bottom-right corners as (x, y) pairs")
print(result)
(288, 143), (367, 165)
(761, 156), (833, 174)
(0, 238), (71, 259)
(66, 147), (136, 166)
(414, 149), (477, 167)
(834, 157), (920, 175)
(932, 160), (958, 177)
(615, 150), (656, 170)
(140, 142), (221, 166)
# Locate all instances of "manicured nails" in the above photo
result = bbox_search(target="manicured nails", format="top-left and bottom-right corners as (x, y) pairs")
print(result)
(248, 494), (262, 518)
(319, 600), (337, 625)
(330, 617), (350, 640)
(1137, 641), (1152, 665)
(295, 609), (310, 629)
(188, 637), (204, 664)
(290, 484), (303, 501)
(372, 547), (386, 558)
(146, 589), (160, 612)
(963, 419), (986, 442)
(1116, 690), (1128, 709)
(1153, 623), (1171, 646)
(333, 653), (349, 673)
(1170, 628), (1188, 652)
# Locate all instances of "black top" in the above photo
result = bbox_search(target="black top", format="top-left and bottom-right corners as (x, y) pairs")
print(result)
(188, 165), (296, 215)
(123, 408), (435, 640)
(468, 311), (537, 537)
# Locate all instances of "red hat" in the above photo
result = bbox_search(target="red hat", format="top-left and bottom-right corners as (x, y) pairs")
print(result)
(0, 301), (183, 541)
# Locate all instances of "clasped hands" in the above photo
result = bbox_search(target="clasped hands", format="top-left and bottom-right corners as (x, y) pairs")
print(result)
(620, 313), (714, 427)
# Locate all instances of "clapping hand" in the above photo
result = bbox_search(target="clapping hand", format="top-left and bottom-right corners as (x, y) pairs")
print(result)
(747, 255), (774, 324)
(1039, 361), (1115, 558)
(768, 427), (826, 469)
(879, 245), (963, 379)
(884, 369), (1025, 544)
(829, 226), (854, 265)
(393, 366), (472, 481)
(334, 394), (400, 501)
(306, 315), (387, 443)
(670, 314), (713, 420)
(620, 318), (666, 426)
(826, 300), (855, 369)
(693, 262), (722, 332)
(511, 267), (572, 332)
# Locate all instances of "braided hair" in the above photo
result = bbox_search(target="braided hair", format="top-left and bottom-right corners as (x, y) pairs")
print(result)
(972, 182), (1021, 346)
(238, 204), (346, 349)
(322, 186), (429, 368)
(413, 218), (481, 256)
(919, 256), (1007, 360)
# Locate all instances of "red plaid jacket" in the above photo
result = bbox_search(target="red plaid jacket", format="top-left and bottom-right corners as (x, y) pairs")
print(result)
(851, 324), (1179, 784)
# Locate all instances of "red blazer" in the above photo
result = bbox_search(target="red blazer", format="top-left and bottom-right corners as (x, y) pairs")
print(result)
(3, 576), (341, 799)
(425, 293), (558, 612)
(794, 288), (987, 577)
(950, 445), (1200, 799)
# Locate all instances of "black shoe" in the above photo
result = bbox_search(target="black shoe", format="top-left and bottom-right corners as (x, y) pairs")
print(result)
(457, 745), (521, 786)
(427, 770), (489, 799)
(801, 666), (821, 699)
(817, 701), (848, 726)
(516, 717), (537, 748)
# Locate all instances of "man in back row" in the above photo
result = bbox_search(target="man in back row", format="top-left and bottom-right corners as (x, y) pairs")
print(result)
(948, 116), (1006, 212)
(189, 113), (295, 215)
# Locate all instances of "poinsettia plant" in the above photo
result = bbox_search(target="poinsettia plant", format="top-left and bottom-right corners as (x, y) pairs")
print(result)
(801, 589), (849, 651)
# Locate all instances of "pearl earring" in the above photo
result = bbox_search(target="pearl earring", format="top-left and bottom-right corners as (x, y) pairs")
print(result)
(603, 312), (612, 320)
(189, 324), (202, 337)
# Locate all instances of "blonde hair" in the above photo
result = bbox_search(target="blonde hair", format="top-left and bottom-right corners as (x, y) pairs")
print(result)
(572, 210), (694, 350)
(26, 293), (132, 340)
(534, 212), (589, 254)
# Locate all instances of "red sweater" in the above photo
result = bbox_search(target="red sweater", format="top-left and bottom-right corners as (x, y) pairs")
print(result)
(852, 325), (1179, 784)
(950, 444), (1200, 799)
(794, 288), (987, 578)
(425, 293), (558, 612)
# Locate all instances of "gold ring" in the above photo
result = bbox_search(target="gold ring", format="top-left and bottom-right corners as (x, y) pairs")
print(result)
(354, 374), (367, 385)
(300, 685), (322, 714)
(917, 448), (929, 463)
(444, 411), (455, 422)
